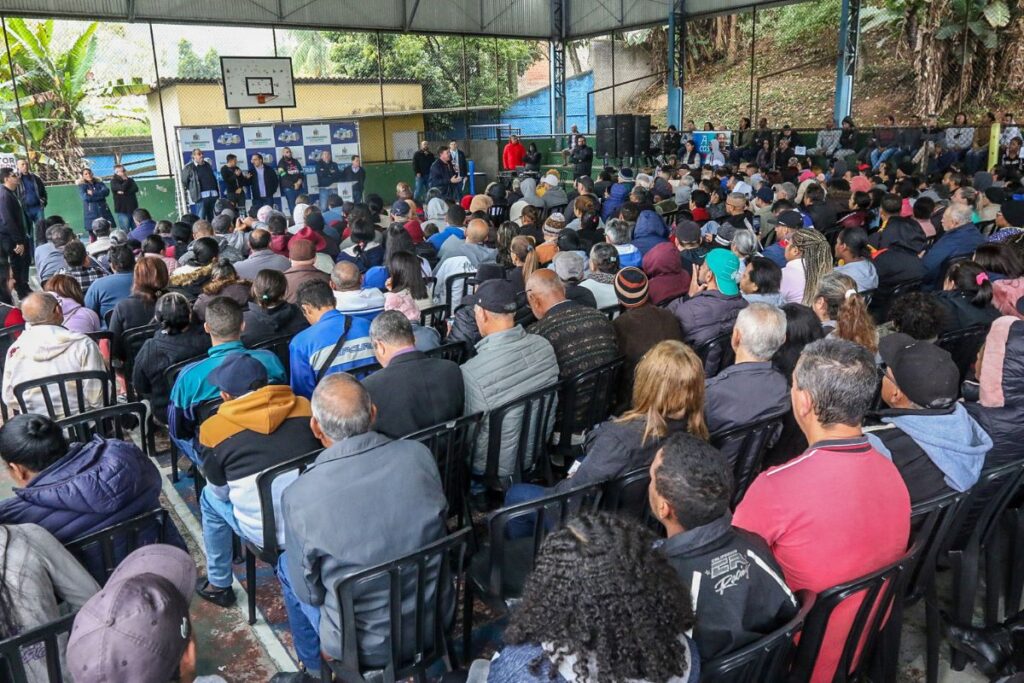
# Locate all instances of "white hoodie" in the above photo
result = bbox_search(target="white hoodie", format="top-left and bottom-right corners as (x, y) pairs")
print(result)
(2, 324), (107, 418)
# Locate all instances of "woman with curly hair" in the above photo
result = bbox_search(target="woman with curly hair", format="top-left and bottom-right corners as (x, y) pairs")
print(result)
(780, 228), (832, 306)
(192, 258), (251, 322)
(811, 272), (878, 353)
(484, 512), (699, 682)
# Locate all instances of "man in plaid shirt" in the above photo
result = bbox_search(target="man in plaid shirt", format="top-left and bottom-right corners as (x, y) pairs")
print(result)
(57, 240), (108, 294)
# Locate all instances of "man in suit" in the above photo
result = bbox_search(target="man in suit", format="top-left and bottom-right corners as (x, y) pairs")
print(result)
(361, 311), (463, 438)
(0, 167), (32, 297)
(219, 154), (248, 212)
(448, 140), (468, 193)
(248, 153), (279, 212)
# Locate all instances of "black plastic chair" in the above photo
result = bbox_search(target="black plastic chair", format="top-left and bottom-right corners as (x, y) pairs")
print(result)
(120, 322), (161, 399)
(249, 333), (293, 379)
(487, 204), (509, 225)
(945, 461), (1024, 670)
(789, 541), (921, 682)
(859, 288), (876, 307)
(0, 324), (23, 422)
(936, 323), (990, 383)
(405, 414), (483, 530)
(0, 612), (76, 683)
(242, 448), (323, 625)
(419, 303), (449, 340)
(694, 331), (736, 378)
(482, 381), (562, 493)
(65, 508), (173, 585)
(600, 466), (663, 532)
(465, 482), (604, 656)
(324, 528), (472, 683)
(598, 303), (622, 321)
(710, 412), (787, 508)
(12, 370), (114, 420)
(55, 401), (156, 460)
(551, 357), (624, 465)
(424, 340), (470, 365)
(444, 272), (474, 312)
(701, 591), (816, 683)
(870, 278), (923, 321)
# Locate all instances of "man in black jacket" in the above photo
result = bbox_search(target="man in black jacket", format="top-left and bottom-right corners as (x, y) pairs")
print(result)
(181, 149), (219, 221)
(361, 311), (463, 438)
(15, 159), (46, 244)
(248, 153), (279, 211)
(219, 154), (248, 212)
(0, 167), (31, 297)
(314, 150), (341, 210)
(412, 140), (435, 203)
(569, 135), (594, 180)
(109, 164), (139, 232)
(650, 432), (798, 660)
(339, 155), (366, 204)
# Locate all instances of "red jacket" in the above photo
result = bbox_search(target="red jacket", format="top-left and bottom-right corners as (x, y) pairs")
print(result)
(502, 141), (527, 170)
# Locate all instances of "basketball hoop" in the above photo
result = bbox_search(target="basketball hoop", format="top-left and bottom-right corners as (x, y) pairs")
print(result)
(256, 93), (278, 105)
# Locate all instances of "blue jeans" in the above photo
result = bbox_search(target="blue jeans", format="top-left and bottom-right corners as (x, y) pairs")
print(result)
(966, 147), (989, 174)
(115, 212), (133, 231)
(192, 197), (217, 221)
(282, 188), (300, 213)
(169, 432), (201, 467)
(200, 487), (243, 588)
(414, 176), (429, 203)
(276, 553), (322, 673)
(504, 483), (549, 539)
(870, 147), (897, 170)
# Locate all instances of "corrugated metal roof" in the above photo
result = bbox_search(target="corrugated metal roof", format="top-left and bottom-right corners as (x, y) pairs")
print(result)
(0, 0), (802, 38)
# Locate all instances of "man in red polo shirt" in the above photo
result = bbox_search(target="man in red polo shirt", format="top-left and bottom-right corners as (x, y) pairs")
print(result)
(502, 134), (527, 171)
(733, 338), (911, 683)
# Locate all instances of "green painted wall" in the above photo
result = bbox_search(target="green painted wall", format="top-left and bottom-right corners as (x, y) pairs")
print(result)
(45, 177), (180, 235)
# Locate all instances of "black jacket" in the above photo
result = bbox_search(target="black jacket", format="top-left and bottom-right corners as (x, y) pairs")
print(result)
(413, 150), (435, 178)
(16, 171), (47, 208)
(864, 411), (951, 504)
(569, 144), (594, 179)
(805, 201), (838, 231)
(934, 290), (1000, 334)
(181, 160), (218, 203)
(109, 175), (139, 215)
(361, 351), (464, 438)
(705, 362), (789, 435)
(240, 301), (309, 347)
(316, 160), (341, 187)
(131, 326), (212, 417)
(109, 295), (157, 361)
(277, 156), (304, 191)
(248, 164), (279, 200)
(565, 282), (597, 308)
(220, 164), (249, 201)
(0, 185), (30, 253)
(658, 514), (798, 660)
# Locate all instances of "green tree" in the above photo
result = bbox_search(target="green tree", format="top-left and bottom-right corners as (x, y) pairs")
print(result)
(0, 18), (147, 177)
(289, 30), (332, 78)
(177, 39), (220, 79)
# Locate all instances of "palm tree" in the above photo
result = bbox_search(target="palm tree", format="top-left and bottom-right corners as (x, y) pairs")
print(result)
(289, 30), (332, 78)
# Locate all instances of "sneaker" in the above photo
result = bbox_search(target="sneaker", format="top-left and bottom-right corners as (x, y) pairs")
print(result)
(195, 578), (236, 608)
(269, 671), (320, 682)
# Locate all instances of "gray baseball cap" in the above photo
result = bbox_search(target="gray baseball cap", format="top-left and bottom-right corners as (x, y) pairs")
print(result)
(67, 545), (198, 683)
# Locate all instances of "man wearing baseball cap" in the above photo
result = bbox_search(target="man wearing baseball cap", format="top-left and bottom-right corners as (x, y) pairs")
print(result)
(67, 545), (227, 683)
(865, 333), (992, 503)
(762, 209), (805, 269)
(461, 279), (559, 480)
(667, 248), (747, 372)
(994, 199), (1024, 238)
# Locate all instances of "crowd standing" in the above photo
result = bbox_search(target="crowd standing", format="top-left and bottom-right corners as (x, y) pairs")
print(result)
(0, 110), (1022, 682)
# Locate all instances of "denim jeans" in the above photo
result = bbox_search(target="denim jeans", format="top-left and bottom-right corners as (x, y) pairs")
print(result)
(276, 552), (322, 673)
(870, 147), (897, 170)
(200, 487), (243, 588)
(282, 188), (300, 213)
(251, 197), (273, 212)
(115, 212), (133, 231)
(503, 483), (549, 539)
(414, 176), (429, 203)
(192, 197), (217, 221)
(966, 147), (989, 174)
(169, 432), (201, 467)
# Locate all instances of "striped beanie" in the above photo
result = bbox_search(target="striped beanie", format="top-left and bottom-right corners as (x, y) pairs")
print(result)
(615, 267), (649, 307)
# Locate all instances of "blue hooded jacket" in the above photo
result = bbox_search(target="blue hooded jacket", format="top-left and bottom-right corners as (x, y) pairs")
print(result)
(632, 209), (670, 257)
(0, 436), (184, 581)
(601, 183), (630, 221)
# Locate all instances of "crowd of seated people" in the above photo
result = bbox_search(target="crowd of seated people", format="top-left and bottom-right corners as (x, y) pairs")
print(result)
(0, 111), (1023, 683)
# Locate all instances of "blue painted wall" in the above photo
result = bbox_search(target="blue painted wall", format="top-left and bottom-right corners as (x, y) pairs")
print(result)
(500, 72), (595, 136)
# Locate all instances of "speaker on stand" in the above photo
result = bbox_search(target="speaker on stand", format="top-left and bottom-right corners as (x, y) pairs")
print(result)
(633, 115), (651, 164)
(596, 114), (618, 161)
(615, 114), (635, 169)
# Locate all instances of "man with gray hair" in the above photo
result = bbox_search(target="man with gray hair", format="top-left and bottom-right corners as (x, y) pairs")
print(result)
(703, 303), (789, 435)
(551, 250), (597, 308)
(361, 310), (463, 438)
(922, 200), (984, 290)
(604, 218), (641, 268)
(34, 223), (74, 283)
(233, 227), (291, 281)
(86, 217), (113, 259)
(733, 338), (911, 683)
(331, 260), (385, 320)
(276, 373), (448, 683)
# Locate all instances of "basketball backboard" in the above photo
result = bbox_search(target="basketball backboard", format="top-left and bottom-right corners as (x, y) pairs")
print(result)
(220, 56), (296, 109)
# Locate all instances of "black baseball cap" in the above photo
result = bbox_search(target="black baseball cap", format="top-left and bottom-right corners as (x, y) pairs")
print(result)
(474, 279), (517, 314)
(776, 210), (804, 229)
(879, 333), (960, 409)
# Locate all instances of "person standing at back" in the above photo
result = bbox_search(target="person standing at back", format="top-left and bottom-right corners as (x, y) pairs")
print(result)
(0, 167), (32, 298)
(181, 149), (219, 221)
(733, 338), (911, 682)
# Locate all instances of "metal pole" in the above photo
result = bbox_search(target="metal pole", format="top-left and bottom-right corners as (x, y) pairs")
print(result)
(958, 10), (969, 111)
(1, 15), (32, 163)
(148, 22), (173, 179)
(376, 32), (388, 164)
(748, 7), (757, 118)
(611, 33), (616, 115)
(273, 28), (284, 122)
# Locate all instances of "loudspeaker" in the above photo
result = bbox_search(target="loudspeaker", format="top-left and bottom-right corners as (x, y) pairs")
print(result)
(633, 115), (651, 158)
(615, 114), (635, 160)
(596, 115), (617, 158)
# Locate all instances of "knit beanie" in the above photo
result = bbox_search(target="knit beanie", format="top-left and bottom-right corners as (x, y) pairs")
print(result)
(615, 267), (649, 307)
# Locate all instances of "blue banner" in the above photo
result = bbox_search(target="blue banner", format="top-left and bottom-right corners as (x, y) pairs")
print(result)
(692, 131), (733, 156)
(273, 124), (303, 146)
(330, 122), (358, 145)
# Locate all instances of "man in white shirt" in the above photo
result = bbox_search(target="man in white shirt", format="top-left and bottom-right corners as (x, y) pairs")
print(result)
(331, 261), (384, 321)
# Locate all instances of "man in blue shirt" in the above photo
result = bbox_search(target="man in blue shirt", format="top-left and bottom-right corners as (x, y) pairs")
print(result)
(127, 208), (157, 242)
(427, 204), (467, 252)
(168, 296), (287, 465)
(84, 244), (135, 319)
(921, 203), (984, 290)
(289, 279), (375, 399)
(34, 223), (73, 283)
(762, 210), (804, 269)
